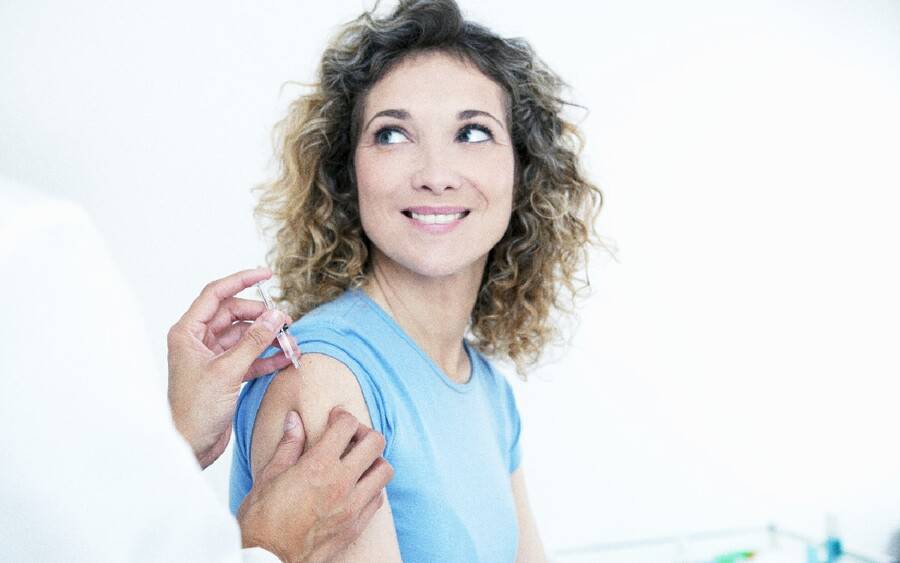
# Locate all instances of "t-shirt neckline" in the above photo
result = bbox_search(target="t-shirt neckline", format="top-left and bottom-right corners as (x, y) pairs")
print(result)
(349, 287), (476, 393)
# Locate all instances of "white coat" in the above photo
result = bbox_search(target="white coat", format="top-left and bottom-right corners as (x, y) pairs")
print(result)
(0, 177), (278, 562)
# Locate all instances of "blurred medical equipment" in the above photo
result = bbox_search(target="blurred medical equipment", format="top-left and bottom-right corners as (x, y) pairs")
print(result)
(552, 519), (883, 563)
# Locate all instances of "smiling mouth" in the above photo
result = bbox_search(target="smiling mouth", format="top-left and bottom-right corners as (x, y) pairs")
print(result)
(401, 209), (471, 224)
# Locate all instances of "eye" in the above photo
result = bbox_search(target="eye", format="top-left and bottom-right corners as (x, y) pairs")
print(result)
(457, 123), (493, 143)
(374, 127), (409, 145)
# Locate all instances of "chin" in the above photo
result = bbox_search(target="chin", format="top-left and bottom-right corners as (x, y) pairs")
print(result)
(389, 250), (484, 280)
(403, 258), (472, 279)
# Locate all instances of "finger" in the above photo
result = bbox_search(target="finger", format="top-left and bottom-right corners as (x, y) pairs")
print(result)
(215, 321), (252, 350)
(214, 309), (287, 382)
(354, 489), (386, 537)
(339, 419), (370, 458)
(243, 352), (294, 382)
(200, 426), (232, 470)
(209, 320), (298, 359)
(350, 458), (393, 513)
(343, 429), (387, 481)
(218, 319), (298, 355)
(206, 297), (270, 335)
(180, 268), (272, 326)
(258, 411), (306, 485)
(314, 408), (361, 459)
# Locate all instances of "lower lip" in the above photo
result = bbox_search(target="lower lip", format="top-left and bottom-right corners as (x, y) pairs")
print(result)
(402, 212), (468, 234)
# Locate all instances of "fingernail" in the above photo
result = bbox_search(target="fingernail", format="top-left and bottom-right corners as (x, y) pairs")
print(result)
(260, 309), (281, 331)
(283, 411), (299, 432)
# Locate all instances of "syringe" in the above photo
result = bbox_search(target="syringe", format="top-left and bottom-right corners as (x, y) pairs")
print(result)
(255, 281), (301, 370)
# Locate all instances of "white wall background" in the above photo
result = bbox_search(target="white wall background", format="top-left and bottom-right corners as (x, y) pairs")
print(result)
(2, 0), (899, 560)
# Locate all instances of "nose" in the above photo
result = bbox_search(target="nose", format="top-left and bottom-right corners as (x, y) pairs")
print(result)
(410, 147), (462, 194)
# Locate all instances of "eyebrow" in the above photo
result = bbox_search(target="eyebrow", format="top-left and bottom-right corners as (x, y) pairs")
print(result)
(364, 109), (410, 131)
(458, 109), (506, 131)
(364, 108), (506, 132)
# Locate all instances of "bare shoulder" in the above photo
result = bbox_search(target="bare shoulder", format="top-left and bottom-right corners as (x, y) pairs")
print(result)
(250, 352), (373, 480)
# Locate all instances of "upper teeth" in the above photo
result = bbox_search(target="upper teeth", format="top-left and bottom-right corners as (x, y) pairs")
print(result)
(409, 211), (466, 224)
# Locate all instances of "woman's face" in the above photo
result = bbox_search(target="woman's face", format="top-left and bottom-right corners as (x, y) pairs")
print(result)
(354, 51), (515, 281)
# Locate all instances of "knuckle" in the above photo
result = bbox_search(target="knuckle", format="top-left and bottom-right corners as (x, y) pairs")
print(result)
(335, 412), (358, 432)
(166, 323), (181, 344)
(220, 297), (236, 314)
(371, 432), (386, 451)
(247, 327), (269, 348)
(279, 431), (300, 449)
(199, 282), (217, 301)
(201, 281), (217, 295)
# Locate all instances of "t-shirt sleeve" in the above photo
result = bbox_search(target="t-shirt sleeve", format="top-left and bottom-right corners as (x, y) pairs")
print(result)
(492, 374), (522, 473)
(292, 325), (393, 452)
(230, 373), (277, 515)
(500, 376), (523, 473)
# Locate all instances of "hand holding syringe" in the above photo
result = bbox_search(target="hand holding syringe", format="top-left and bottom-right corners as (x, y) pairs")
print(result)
(255, 281), (302, 370)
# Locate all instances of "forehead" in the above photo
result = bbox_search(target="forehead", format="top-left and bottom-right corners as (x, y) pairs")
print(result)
(363, 51), (507, 119)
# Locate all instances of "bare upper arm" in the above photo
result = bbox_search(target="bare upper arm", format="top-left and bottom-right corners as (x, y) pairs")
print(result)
(511, 465), (547, 563)
(250, 352), (402, 562)
(250, 353), (370, 478)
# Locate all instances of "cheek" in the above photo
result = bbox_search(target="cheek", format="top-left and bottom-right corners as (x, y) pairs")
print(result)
(354, 151), (376, 201)
(460, 152), (515, 251)
(354, 150), (410, 197)
(354, 151), (406, 245)
(496, 155), (516, 238)
(470, 150), (515, 212)
(354, 152), (391, 220)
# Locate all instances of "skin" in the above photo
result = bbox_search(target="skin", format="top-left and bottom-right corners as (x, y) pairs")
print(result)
(239, 407), (394, 563)
(167, 268), (393, 561)
(253, 51), (547, 561)
(167, 267), (298, 468)
(354, 50), (515, 381)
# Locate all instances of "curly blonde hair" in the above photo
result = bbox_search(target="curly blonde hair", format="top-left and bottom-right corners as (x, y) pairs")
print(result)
(256, 0), (605, 376)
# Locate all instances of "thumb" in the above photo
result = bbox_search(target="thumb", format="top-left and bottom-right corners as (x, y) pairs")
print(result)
(258, 411), (306, 485)
(218, 309), (284, 381)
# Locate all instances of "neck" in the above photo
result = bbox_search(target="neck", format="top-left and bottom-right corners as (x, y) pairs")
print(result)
(361, 249), (485, 383)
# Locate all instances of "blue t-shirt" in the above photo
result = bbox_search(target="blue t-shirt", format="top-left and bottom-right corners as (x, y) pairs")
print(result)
(229, 288), (522, 562)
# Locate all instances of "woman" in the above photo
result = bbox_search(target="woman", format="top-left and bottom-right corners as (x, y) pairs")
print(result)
(230, 0), (603, 560)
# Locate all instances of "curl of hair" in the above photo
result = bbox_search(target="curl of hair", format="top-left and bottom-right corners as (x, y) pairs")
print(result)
(256, 0), (606, 377)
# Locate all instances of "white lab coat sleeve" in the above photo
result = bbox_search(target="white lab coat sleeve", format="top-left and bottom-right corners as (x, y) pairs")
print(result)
(0, 181), (279, 563)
